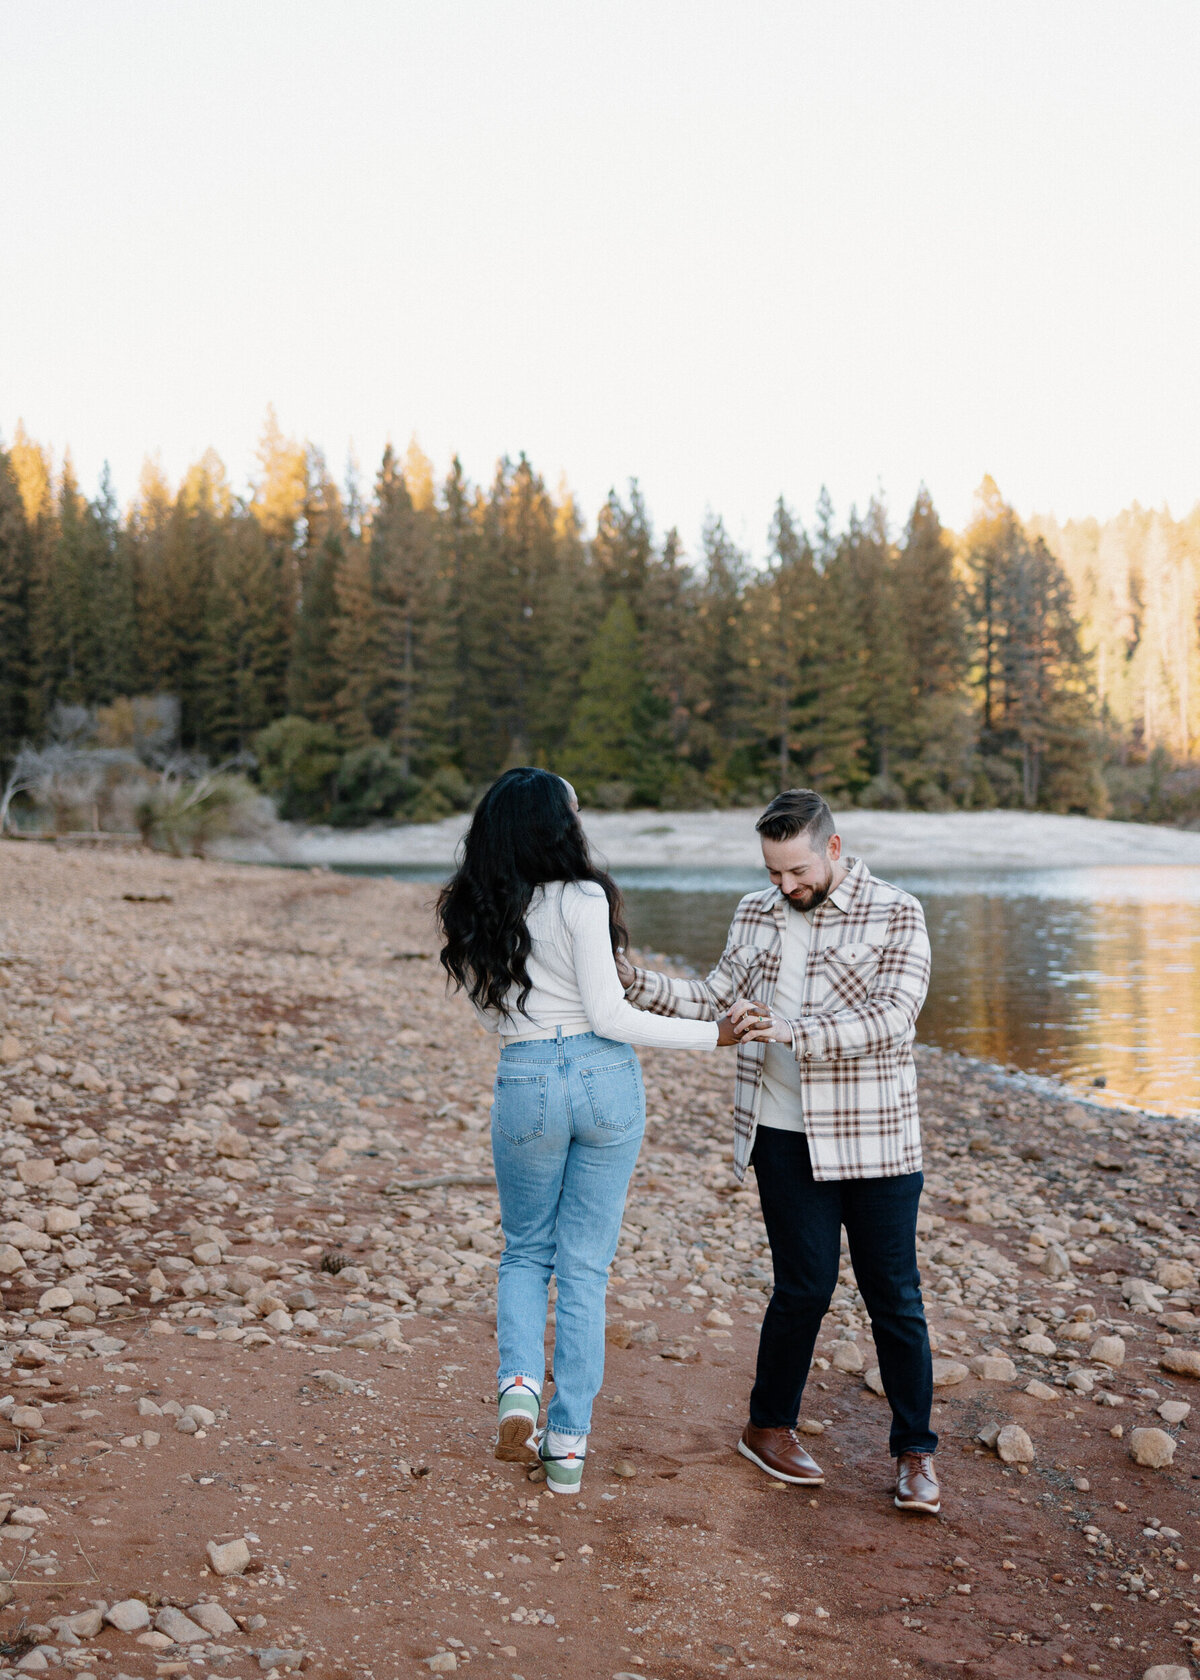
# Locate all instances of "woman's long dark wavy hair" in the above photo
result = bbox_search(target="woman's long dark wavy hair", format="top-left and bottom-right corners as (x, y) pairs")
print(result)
(437, 767), (628, 1018)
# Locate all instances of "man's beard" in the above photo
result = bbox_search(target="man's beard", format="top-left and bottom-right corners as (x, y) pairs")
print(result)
(784, 864), (833, 911)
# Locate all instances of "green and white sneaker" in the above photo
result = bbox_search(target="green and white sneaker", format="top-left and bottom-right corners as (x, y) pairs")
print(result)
(540, 1429), (587, 1496)
(494, 1376), (542, 1465)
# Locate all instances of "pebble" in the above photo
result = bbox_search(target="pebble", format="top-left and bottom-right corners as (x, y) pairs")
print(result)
(1158, 1400), (1191, 1425)
(1141, 1667), (1191, 1680)
(831, 1340), (864, 1374)
(205, 1537), (251, 1576)
(1017, 1332), (1057, 1356)
(256, 1650), (305, 1672)
(1089, 1335), (1125, 1368)
(1024, 1380), (1058, 1401)
(969, 1354), (1017, 1382)
(187, 1601), (239, 1636)
(1160, 1348), (1200, 1380)
(104, 1600), (151, 1632)
(931, 1358), (969, 1387)
(996, 1424), (1035, 1464)
(154, 1606), (208, 1643)
(426, 1656), (457, 1674)
(312, 1370), (356, 1395)
(1128, 1427), (1176, 1468)
(611, 1458), (637, 1478)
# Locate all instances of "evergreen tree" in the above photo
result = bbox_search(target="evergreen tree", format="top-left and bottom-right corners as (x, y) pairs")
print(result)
(288, 449), (345, 724)
(0, 448), (31, 764)
(560, 595), (668, 804)
(593, 482), (653, 618)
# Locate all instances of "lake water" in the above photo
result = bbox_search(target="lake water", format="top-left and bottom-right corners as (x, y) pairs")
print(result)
(344, 863), (1200, 1119)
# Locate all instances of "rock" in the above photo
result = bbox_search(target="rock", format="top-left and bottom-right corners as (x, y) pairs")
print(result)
(1065, 1367), (1095, 1393)
(192, 1241), (223, 1267)
(10, 1406), (44, 1431)
(312, 1369), (356, 1395)
(1161, 1347), (1200, 1379)
(1024, 1380), (1058, 1401)
(996, 1424), (1035, 1464)
(0, 1244), (24, 1274)
(0, 1034), (23, 1064)
(612, 1458), (637, 1478)
(70, 1061), (106, 1092)
(1123, 1277), (1168, 1310)
(1141, 1666), (1191, 1680)
(1040, 1243), (1071, 1280)
(154, 1606), (208, 1643)
(137, 1630), (175, 1650)
(37, 1286), (74, 1313)
(417, 1284), (451, 1307)
(969, 1354), (1017, 1382)
(183, 1405), (216, 1427)
(206, 1536), (251, 1576)
(426, 1656), (458, 1674)
(931, 1358), (969, 1387)
(703, 1308), (733, 1328)
(61, 1606), (106, 1637)
(1129, 1428), (1176, 1468)
(1089, 1335), (1125, 1368)
(44, 1208), (81, 1236)
(831, 1339), (865, 1374)
(1156, 1260), (1197, 1291)
(1158, 1400), (1191, 1425)
(18, 1159), (56, 1186)
(105, 1599), (151, 1631)
(257, 1652), (305, 1673)
(10, 1506), (48, 1525)
(1017, 1332), (1057, 1356)
(186, 1601), (239, 1636)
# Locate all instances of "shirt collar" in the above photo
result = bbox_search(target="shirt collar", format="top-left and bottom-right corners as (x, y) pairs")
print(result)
(765, 855), (868, 920)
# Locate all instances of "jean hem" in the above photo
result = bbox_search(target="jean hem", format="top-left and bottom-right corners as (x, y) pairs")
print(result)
(546, 1420), (592, 1436)
(890, 1436), (939, 1457)
(498, 1370), (544, 1389)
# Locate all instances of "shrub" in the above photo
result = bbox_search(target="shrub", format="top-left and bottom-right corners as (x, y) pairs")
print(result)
(254, 716), (341, 821)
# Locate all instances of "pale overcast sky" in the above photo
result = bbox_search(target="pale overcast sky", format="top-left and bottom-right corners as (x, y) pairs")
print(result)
(2, 1), (1198, 553)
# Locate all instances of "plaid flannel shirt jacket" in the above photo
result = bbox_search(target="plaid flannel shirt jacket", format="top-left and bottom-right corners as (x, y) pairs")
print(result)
(623, 857), (931, 1182)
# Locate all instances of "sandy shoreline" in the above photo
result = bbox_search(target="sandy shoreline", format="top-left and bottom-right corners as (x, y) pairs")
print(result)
(225, 806), (1200, 873)
(1, 839), (1200, 1675)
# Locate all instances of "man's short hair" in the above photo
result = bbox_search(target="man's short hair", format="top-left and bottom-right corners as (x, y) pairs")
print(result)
(756, 788), (835, 849)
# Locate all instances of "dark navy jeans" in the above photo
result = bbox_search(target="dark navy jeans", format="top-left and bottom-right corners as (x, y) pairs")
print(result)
(749, 1126), (937, 1458)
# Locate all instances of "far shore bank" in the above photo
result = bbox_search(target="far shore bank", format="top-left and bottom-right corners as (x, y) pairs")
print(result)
(221, 805), (1200, 873)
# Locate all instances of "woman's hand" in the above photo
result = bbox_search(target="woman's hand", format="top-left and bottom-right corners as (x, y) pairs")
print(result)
(730, 996), (793, 1043)
(614, 947), (636, 988)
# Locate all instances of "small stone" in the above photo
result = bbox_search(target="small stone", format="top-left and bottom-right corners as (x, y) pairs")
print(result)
(1089, 1335), (1125, 1368)
(1129, 1427), (1176, 1468)
(1073, 1476), (1090, 1492)
(37, 1286), (74, 1312)
(703, 1308), (733, 1328)
(781, 1612), (800, 1627)
(192, 1242), (222, 1267)
(1124, 1277), (1168, 1310)
(10, 1506), (49, 1524)
(184, 1405), (217, 1427)
(1141, 1666), (1191, 1680)
(1161, 1347), (1200, 1379)
(206, 1536), (251, 1576)
(426, 1656), (457, 1675)
(257, 1652), (304, 1673)
(136, 1630), (174, 1650)
(1024, 1380), (1058, 1401)
(1040, 1243), (1071, 1280)
(1018, 1332), (1057, 1356)
(969, 1354), (1017, 1382)
(154, 1606), (208, 1643)
(611, 1458), (637, 1479)
(0, 1034), (23, 1064)
(1065, 1368), (1094, 1394)
(0, 1243), (24, 1274)
(312, 1369), (356, 1395)
(1159, 1400), (1191, 1424)
(44, 1208), (81, 1236)
(186, 1601), (239, 1636)
(863, 1365), (886, 1395)
(10, 1406), (44, 1431)
(62, 1606), (106, 1637)
(105, 1599), (151, 1631)
(417, 1284), (451, 1307)
(931, 1358), (969, 1388)
(996, 1424), (1035, 1465)
(1156, 1260), (1197, 1291)
(797, 1418), (825, 1435)
(831, 1339), (864, 1374)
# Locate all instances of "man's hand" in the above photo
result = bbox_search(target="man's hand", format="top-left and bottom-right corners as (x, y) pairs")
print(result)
(730, 996), (793, 1044)
(716, 1012), (741, 1047)
(615, 947), (636, 988)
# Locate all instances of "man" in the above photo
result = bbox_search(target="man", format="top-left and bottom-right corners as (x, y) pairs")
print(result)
(617, 789), (939, 1514)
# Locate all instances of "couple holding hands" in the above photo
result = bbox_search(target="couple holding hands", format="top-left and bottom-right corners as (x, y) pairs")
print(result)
(437, 772), (940, 1516)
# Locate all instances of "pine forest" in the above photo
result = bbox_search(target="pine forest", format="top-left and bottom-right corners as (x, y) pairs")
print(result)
(2, 414), (1199, 840)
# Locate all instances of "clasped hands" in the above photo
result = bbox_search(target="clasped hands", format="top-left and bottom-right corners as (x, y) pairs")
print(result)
(718, 998), (791, 1047)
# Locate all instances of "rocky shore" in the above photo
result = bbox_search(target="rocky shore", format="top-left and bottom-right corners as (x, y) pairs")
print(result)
(0, 841), (1199, 1679)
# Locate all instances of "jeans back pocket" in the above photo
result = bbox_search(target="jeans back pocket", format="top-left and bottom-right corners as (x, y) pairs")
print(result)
(494, 1073), (549, 1144)
(579, 1056), (644, 1133)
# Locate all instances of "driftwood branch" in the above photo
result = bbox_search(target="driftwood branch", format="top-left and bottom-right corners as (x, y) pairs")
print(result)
(387, 1173), (496, 1191)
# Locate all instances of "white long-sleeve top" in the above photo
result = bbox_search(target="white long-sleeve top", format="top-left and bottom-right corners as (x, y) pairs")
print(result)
(479, 879), (718, 1051)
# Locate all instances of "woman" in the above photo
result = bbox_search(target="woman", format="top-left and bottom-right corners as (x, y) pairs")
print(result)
(438, 768), (733, 1495)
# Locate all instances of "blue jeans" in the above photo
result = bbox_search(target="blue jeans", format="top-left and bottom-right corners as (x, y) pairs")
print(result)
(491, 1028), (645, 1435)
(749, 1126), (937, 1458)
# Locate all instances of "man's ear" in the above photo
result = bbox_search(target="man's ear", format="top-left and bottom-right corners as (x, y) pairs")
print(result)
(827, 833), (842, 862)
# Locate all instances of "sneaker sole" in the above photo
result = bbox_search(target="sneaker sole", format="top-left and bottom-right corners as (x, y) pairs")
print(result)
(494, 1415), (540, 1465)
(544, 1479), (582, 1496)
(737, 1439), (824, 1486)
(894, 1495), (941, 1514)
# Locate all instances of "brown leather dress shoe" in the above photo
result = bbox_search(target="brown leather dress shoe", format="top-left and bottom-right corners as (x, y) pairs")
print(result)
(737, 1422), (825, 1485)
(894, 1451), (941, 1513)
